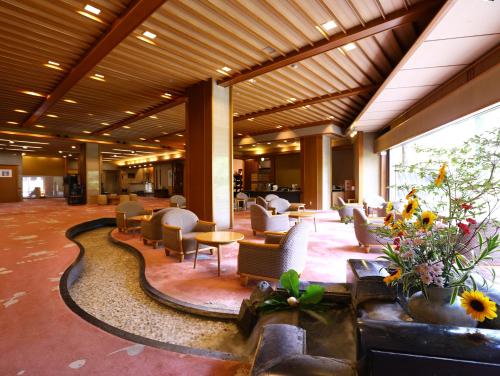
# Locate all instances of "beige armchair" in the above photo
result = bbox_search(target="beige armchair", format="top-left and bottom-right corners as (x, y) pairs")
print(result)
(169, 195), (187, 208)
(162, 208), (216, 262)
(363, 195), (388, 217)
(250, 204), (289, 235)
(353, 208), (391, 253)
(116, 201), (151, 233)
(140, 207), (175, 248)
(237, 222), (309, 285)
(337, 197), (364, 222)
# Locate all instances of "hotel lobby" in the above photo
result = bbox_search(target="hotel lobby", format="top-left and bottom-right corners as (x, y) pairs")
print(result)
(0, 0), (499, 375)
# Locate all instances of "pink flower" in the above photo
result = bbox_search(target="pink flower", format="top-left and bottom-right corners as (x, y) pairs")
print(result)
(466, 218), (477, 225)
(433, 276), (445, 287)
(420, 273), (432, 285)
(458, 222), (471, 235)
(429, 262), (444, 276)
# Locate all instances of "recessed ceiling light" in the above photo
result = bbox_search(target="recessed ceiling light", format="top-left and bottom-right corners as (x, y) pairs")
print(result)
(262, 46), (276, 54)
(139, 138), (146, 141)
(6, 121), (18, 125)
(276, 125), (283, 129)
(63, 155), (67, 158)
(216, 68), (231, 76)
(100, 122), (109, 126)
(161, 92), (172, 99)
(34, 125), (45, 128)
(290, 63), (299, 69)
(302, 105), (311, 109)
(82, 130), (91, 134)
(284, 140), (288, 143)
(328, 115), (335, 120)
(236, 133), (243, 136)
(233, 113), (239, 117)
(123, 125), (131, 129)
(154, 139), (160, 143)
(20, 90), (44, 97)
(287, 98), (297, 103)
(14, 109), (27, 113)
(63, 99), (77, 104)
(149, 115), (158, 120)
(68, 154), (72, 157)
(248, 118), (254, 121)
(343, 43), (357, 52)
(350, 131), (358, 138)
(47, 114), (58, 118)
(248, 79), (257, 84)
(103, 133), (110, 136)
(44, 61), (63, 71)
(125, 111), (136, 115)
(58, 150), (63, 154)
(90, 74), (105, 81)
(321, 20), (337, 30)
(142, 31), (157, 39)
(22, 152), (26, 156)
(77, 9), (103, 23)
(267, 142), (271, 145)
(9, 141), (14, 144)
(84, 4), (101, 15)
(71, 146), (76, 149)
(222, 66), (231, 72)
(176, 134), (183, 137)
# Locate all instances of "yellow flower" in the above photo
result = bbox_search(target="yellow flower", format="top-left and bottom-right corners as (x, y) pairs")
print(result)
(417, 211), (437, 230)
(406, 188), (417, 200)
(402, 199), (419, 220)
(386, 201), (393, 214)
(383, 268), (401, 284)
(435, 163), (447, 186)
(384, 212), (395, 227)
(460, 290), (497, 322)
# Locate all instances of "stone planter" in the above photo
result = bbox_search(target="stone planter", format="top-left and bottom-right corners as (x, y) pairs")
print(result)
(408, 287), (477, 327)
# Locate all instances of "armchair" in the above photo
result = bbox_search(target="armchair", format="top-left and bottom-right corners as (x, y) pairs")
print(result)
(169, 195), (187, 208)
(140, 207), (175, 248)
(116, 201), (151, 233)
(337, 197), (364, 222)
(235, 192), (256, 211)
(237, 222), (309, 285)
(353, 208), (391, 253)
(363, 195), (388, 217)
(265, 194), (279, 202)
(256, 196), (269, 209)
(162, 208), (216, 262)
(250, 204), (289, 235)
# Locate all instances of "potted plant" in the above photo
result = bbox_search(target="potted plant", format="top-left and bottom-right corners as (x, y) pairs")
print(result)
(377, 129), (499, 326)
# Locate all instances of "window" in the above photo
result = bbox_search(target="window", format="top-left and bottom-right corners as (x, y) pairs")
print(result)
(389, 103), (500, 206)
(23, 176), (64, 198)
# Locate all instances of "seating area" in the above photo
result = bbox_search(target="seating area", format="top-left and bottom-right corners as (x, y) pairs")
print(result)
(0, 1), (499, 375)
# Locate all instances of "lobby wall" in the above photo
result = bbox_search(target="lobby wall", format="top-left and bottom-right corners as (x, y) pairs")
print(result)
(332, 146), (354, 187)
(275, 153), (300, 188)
(0, 151), (22, 202)
(22, 156), (65, 176)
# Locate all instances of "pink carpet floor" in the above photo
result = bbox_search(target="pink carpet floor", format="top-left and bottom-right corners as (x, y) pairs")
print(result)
(112, 210), (381, 315)
(0, 199), (247, 376)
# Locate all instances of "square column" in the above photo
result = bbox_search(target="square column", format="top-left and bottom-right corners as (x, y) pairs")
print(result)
(353, 131), (380, 202)
(300, 135), (332, 210)
(79, 143), (101, 204)
(185, 79), (233, 229)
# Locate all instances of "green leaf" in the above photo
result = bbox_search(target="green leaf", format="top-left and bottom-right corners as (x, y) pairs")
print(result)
(299, 284), (324, 305)
(280, 269), (300, 298)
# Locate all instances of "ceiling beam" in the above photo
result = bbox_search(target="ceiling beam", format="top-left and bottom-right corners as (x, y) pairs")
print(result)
(235, 85), (376, 122)
(218, 0), (443, 87)
(92, 96), (186, 135)
(0, 127), (167, 150)
(236, 120), (342, 140)
(21, 0), (167, 128)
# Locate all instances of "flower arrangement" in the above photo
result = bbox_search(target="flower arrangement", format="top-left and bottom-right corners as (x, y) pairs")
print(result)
(378, 129), (500, 322)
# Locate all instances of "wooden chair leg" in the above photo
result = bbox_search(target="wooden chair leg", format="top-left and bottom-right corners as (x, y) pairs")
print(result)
(240, 275), (249, 287)
(179, 253), (184, 262)
(364, 246), (370, 253)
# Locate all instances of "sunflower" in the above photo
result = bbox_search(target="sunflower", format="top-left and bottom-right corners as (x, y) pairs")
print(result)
(417, 211), (437, 230)
(384, 212), (395, 227)
(383, 268), (401, 284)
(435, 163), (447, 186)
(460, 290), (497, 322)
(406, 188), (417, 200)
(386, 201), (393, 214)
(402, 198), (419, 220)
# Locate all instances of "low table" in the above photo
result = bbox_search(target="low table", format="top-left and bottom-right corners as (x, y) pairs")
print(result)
(194, 231), (244, 276)
(128, 214), (153, 222)
(289, 203), (306, 211)
(286, 211), (317, 231)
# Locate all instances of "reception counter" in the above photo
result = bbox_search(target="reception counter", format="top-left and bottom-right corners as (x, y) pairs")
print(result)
(243, 190), (301, 202)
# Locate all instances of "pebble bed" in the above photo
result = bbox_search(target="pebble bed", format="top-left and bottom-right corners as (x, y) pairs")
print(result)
(70, 228), (248, 357)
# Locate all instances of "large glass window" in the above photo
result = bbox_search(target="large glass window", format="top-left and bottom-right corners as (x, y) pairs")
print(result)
(22, 176), (64, 198)
(389, 103), (500, 206)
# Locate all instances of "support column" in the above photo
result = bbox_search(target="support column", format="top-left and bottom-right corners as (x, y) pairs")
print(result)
(300, 135), (332, 210)
(79, 143), (101, 204)
(185, 79), (232, 229)
(353, 131), (380, 202)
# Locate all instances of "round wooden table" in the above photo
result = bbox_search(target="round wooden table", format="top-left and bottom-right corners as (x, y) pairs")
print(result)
(286, 211), (317, 231)
(194, 231), (244, 276)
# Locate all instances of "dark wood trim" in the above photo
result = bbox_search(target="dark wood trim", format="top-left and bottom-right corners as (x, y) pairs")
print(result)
(22, 0), (168, 128)
(235, 86), (377, 122)
(218, 1), (443, 87)
(235, 119), (336, 139)
(93, 97), (187, 135)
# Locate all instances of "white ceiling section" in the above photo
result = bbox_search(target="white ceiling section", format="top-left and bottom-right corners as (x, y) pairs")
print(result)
(351, 0), (500, 133)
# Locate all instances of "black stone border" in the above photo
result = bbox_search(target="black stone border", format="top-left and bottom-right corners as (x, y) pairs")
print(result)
(108, 228), (239, 319)
(59, 218), (243, 362)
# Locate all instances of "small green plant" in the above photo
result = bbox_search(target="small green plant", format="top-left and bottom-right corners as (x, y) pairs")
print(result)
(259, 270), (327, 315)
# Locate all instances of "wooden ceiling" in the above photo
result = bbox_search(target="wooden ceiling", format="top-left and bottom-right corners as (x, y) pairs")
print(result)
(0, 0), (444, 155)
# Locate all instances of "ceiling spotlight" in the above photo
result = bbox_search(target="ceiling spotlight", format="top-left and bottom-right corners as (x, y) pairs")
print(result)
(290, 63), (299, 69)
(343, 43), (357, 52)
(123, 125), (131, 129)
(248, 79), (257, 84)
(82, 130), (91, 134)
(14, 109), (27, 113)
(149, 115), (158, 119)
(6, 121), (18, 125)
(248, 118), (254, 121)
(90, 73), (105, 81)
(161, 92), (172, 99)
(142, 31), (157, 39)
(44, 61), (63, 71)
(125, 111), (136, 115)
(139, 138), (146, 141)
(100, 122), (109, 126)
(276, 125), (283, 129)
(71, 146), (76, 149)
(222, 66), (231, 72)
(20, 91), (45, 97)
(84, 4), (101, 15)
(34, 125), (45, 128)
(103, 133), (110, 136)
(287, 97), (297, 103)
(46, 114), (58, 118)
(58, 150), (63, 154)
(321, 20), (337, 30)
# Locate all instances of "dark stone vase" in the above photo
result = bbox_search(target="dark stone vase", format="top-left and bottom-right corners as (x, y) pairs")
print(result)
(408, 287), (477, 328)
